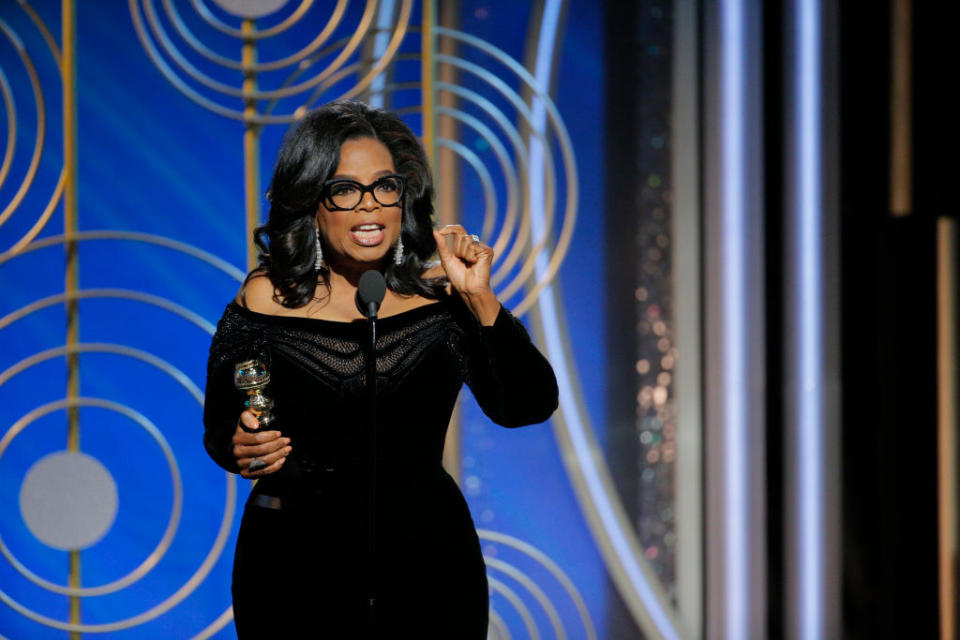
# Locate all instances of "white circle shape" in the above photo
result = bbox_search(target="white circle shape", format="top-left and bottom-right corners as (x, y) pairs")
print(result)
(19, 451), (118, 551)
(209, 0), (290, 18)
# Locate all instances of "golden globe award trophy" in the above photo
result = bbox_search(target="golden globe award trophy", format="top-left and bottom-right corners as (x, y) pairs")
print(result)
(234, 358), (275, 472)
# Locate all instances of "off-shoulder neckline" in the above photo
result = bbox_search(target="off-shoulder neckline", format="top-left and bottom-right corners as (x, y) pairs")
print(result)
(226, 297), (449, 330)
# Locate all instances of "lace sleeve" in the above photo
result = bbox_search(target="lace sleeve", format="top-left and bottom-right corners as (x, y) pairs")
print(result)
(202, 304), (269, 472)
(457, 299), (559, 428)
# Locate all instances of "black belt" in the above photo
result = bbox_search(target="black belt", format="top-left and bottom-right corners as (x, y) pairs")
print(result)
(251, 494), (283, 510)
(249, 469), (341, 511)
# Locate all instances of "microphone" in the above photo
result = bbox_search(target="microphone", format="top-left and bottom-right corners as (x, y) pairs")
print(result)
(355, 270), (387, 319)
(355, 268), (386, 634)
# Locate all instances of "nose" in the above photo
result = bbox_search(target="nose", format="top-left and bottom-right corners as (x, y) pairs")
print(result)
(356, 187), (379, 212)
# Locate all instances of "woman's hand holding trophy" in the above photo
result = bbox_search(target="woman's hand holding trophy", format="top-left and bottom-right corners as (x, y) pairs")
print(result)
(231, 359), (292, 478)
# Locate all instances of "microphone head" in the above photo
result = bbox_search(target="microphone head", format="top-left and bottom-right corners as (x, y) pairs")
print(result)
(355, 270), (387, 318)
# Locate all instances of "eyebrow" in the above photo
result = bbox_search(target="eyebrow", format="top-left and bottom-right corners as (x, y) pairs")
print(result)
(329, 170), (397, 181)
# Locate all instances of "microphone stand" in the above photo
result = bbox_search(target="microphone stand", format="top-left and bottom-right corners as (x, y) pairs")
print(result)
(364, 305), (377, 639)
(355, 270), (385, 639)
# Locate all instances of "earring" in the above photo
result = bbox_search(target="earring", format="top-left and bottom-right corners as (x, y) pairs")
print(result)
(315, 227), (325, 271)
(394, 234), (404, 266)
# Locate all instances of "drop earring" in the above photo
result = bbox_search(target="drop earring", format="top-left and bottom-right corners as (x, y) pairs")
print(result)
(394, 234), (404, 266)
(315, 227), (325, 271)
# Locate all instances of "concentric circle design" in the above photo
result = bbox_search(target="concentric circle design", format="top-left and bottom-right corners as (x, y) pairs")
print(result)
(129, 0), (414, 123)
(389, 54), (576, 314)
(489, 609), (512, 640)
(420, 28), (578, 316)
(0, 4), (64, 257)
(0, 392), (183, 598)
(0, 397), (237, 633)
(480, 529), (597, 639)
(0, 232), (242, 635)
(19, 451), (118, 551)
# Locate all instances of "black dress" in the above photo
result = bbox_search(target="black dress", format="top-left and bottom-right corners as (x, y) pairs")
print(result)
(202, 293), (558, 638)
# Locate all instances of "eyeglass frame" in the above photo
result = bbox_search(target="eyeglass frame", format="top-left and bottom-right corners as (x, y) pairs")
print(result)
(319, 174), (407, 212)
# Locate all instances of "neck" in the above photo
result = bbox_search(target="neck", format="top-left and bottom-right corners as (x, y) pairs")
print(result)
(325, 259), (387, 291)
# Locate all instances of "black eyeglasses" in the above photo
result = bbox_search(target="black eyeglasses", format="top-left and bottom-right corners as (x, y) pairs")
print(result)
(320, 174), (406, 211)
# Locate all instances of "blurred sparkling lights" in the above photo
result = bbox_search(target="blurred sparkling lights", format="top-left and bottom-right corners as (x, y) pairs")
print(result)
(634, 1), (677, 600)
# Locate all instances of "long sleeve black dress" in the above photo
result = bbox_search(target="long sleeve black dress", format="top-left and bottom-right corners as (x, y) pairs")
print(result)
(202, 292), (558, 638)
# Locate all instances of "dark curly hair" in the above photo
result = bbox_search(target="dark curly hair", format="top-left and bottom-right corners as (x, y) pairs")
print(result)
(247, 100), (445, 308)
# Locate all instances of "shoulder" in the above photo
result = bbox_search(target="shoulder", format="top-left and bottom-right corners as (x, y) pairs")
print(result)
(209, 286), (270, 372)
(235, 271), (286, 314)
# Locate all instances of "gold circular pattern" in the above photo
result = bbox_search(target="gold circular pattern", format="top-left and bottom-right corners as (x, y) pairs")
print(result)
(130, 0), (414, 123)
(0, 397), (237, 633)
(0, 395), (182, 597)
(480, 529), (597, 639)
(0, 233), (243, 634)
(0, 5), (64, 256)
(423, 27), (578, 316)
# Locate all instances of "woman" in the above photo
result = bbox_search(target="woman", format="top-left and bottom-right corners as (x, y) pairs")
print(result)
(202, 100), (558, 638)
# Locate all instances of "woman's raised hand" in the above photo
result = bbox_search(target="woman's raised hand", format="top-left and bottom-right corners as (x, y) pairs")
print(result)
(232, 410), (292, 478)
(433, 225), (501, 326)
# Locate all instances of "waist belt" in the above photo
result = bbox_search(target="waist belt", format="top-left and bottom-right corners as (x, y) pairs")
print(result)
(251, 494), (282, 510)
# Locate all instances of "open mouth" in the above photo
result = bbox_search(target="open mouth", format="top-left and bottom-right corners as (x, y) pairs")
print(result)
(350, 223), (386, 246)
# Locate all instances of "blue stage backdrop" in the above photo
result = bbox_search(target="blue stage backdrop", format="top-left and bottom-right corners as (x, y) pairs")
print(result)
(0, 2), (685, 638)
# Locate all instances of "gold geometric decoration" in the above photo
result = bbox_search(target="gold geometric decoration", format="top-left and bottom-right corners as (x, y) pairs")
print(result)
(0, 4), (64, 259)
(128, 0), (413, 123)
(424, 26), (577, 315)
(0, 232), (245, 637)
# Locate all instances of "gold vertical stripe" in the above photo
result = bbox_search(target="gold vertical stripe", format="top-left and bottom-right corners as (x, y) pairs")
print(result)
(69, 549), (81, 636)
(435, 0), (460, 230)
(242, 19), (261, 273)
(890, 0), (911, 217)
(421, 0), (436, 167)
(938, 217), (959, 640)
(62, 0), (82, 635)
(430, 0), (462, 483)
(62, 0), (79, 447)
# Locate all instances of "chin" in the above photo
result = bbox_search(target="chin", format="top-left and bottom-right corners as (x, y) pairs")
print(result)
(344, 247), (391, 268)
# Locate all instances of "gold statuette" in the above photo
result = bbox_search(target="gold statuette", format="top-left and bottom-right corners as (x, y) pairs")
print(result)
(234, 358), (276, 433)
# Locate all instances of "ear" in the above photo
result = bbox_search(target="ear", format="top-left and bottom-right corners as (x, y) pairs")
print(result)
(313, 214), (326, 243)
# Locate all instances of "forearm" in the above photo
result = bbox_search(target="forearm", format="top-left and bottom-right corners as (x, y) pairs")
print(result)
(468, 305), (559, 426)
(202, 362), (244, 473)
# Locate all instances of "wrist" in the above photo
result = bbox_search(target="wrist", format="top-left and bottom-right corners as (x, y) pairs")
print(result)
(462, 288), (500, 326)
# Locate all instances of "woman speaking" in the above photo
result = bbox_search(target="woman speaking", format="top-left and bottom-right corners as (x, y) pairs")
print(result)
(201, 100), (558, 638)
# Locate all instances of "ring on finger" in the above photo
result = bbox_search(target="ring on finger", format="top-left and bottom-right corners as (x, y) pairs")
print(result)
(248, 457), (267, 472)
(470, 234), (480, 244)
